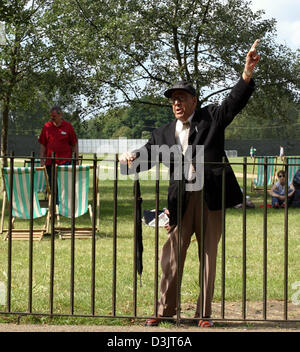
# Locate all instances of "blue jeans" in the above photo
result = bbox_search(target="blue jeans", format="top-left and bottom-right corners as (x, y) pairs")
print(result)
(272, 189), (293, 207)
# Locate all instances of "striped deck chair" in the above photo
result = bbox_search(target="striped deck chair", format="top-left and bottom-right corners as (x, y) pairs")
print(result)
(284, 157), (300, 184)
(56, 165), (98, 239)
(0, 167), (50, 241)
(251, 156), (277, 192)
(23, 159), (47, 195)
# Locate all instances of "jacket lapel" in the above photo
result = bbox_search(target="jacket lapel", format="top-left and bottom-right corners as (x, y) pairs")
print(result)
(166, 119), (177, 146)
(189, 110), (209, 145)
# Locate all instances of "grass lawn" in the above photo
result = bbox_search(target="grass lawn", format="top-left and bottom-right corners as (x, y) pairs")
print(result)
(0, 155), (299, 325)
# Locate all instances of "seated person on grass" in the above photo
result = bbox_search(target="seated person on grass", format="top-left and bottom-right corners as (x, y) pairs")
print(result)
(269, 170), (295, 208)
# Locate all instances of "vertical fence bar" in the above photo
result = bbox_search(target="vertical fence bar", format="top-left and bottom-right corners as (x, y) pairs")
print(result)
(263, 157), (268, 320)
(176, 155), (183, 326)
(70, 153), (76, 315)
(284, 160), (289, 320)
(91, 154), (97, 315)
(154, 158), (160, 317)
(242, 157), (247, 319)
(221, 157), (226, 319)
(199, 188), (205, 319)
(28, 152), (35, 313)
(7, 152), (14, 312)
(49, 152), (56, 315)
(133, 177), (138, 317)
(112, 154), (118, 316)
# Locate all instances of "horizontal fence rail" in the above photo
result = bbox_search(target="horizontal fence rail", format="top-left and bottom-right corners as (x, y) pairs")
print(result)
(0, 153), (299, 325)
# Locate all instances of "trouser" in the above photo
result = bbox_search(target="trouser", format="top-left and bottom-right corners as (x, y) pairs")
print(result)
(157, 191), (222, 318)
(271, 189), (293, 207)
(46, 162), (71, 204)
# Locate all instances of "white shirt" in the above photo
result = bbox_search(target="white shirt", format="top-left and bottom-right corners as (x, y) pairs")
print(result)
(175, 113), (194, 180)
(274, 181), (291, 195)
(280, 147), (284, 157)
(175, 113), (194, 149)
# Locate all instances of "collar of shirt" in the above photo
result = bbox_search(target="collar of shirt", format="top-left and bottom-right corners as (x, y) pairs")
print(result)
(175, 113), (194, 150)
(175, 113), (194, 134)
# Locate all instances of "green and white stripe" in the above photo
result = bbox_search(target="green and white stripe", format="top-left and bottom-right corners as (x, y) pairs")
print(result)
(24, 161), (46, 193)
(253, 156), (276, 187)
(286, 157), (300, 184)
(36, 168), (46, 193)
(57, 165), (90, 218)
(3, 167), (47, 219)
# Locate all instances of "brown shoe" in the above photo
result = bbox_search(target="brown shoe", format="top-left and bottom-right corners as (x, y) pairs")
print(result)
(145, 315), (162, 327)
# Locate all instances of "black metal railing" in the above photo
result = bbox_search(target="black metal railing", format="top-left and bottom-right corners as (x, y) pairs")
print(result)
(0, 153), (299, 325)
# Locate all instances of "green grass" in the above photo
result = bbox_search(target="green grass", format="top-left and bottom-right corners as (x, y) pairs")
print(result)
(0, 156), (299, 325)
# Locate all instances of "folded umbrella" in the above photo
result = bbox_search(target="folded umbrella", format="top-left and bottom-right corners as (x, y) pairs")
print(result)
(134, 178), (143, 284)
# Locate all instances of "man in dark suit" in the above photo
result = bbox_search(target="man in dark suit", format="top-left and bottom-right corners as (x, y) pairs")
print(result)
(120, 40), (260, 327)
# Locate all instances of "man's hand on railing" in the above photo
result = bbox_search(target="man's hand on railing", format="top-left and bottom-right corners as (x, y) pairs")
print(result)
(119, 152), (137, 165)
(164, 208), (171, 232)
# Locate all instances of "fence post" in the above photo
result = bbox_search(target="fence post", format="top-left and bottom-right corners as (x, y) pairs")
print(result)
(242, 157), (247, 319)
(154, 157), (160, 317)
(49, 152), (56, 315)
(284, 158), (289, 320)
(112, 154), (118, 316)
(263, 157), (268, 319)
(91, 153), (97, 315)
(7, 151), (14, 312)
(28, 151), (35, 313)
(221, 157), (226, 319)
(133, 176), (138, 317)
(199, 188), (205, 319)
(70, 152), (76, 314)
(176, 154), (183, 326)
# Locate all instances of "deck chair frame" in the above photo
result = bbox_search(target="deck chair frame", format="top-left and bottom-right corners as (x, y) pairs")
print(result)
(0, 166), (51, 241)
(55, 165), (99, 239)
(251, 156), (277, 192)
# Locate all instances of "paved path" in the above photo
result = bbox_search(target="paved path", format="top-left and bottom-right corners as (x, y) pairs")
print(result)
(1, 322), (300, 332)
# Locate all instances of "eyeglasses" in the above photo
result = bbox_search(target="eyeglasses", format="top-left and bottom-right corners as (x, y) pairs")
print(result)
(169, 96), (188, 105)
(278, 175), (285, 178)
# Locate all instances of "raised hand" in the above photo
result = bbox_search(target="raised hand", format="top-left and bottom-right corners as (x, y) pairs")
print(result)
(243, 39), (260, 81)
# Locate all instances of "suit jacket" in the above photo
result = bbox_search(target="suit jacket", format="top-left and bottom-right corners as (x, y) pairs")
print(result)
(122, 77), (255, 225)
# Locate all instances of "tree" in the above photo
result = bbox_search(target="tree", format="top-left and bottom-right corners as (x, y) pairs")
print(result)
(0, 0), (55, 165)
(112, 126), (133, 138)
(122, 97), (174, 138)
(1, 0), (299, 148)
(47, 0), (299, 123)
(86, 96), (174, 139)
(225, 99), (300, 140)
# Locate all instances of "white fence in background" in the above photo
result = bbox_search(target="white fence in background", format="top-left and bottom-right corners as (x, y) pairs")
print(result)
(79, 138), (147, 155)
(78, 138), (237, 157)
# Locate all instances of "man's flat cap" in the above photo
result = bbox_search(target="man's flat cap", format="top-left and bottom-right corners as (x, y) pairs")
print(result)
(164, 80), (196, 98)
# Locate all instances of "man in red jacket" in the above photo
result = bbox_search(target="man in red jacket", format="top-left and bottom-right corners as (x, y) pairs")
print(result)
(120, 40), (260, 327)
